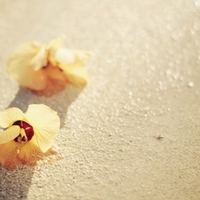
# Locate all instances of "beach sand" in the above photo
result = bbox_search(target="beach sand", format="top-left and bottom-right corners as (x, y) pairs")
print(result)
(0, 0), (200, 199)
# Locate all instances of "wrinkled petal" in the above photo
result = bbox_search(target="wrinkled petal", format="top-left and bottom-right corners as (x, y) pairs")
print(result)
(30, 46), (48, 70)
(25, 104), (60, 152)
(0, 125), (20, 144)
(56, 49), (91, 67)
(45, 66), (67, 82)
(55, 48), (75, 64)
(57, 50), (91, 87)
(47, 37), (64, 50)
(7, 37), (92, 95)
(0, 107), (24, 128)
(61, 65), (88, 87)
(7, 42), (48, 90)
(18, 142), (58, 166)
(33, 67), (67, 97)
(47, 37), (65, 67)
(0, 140), (53, 170)
(0, 141), (21, 169)
(8, 66), (47, 90)
(17, 142), (43, 165)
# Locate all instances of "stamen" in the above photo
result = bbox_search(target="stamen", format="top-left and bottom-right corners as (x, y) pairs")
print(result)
(16, 147), (20, 154)
(13, 120), (34, 143)
(15, 134), (28, 143)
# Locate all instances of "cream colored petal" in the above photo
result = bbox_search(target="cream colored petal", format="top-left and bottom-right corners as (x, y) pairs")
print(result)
(0, 107), (24, 128)
(8, 42), (41, 61)
(0, 141), (21, 170)
(7, 42), (43, 69)
(0, 140), (42, 169)
(0, 125), (20, 144)
(25, 104), (60, 152)
(47, 37), (64, 50)
(17, 142), (42, 165)
(47, 37), (65, 67)
(30, 46), (48, 70)
(57, 49), (92, 66)
(8, 62), (47, 90)
(57, 50), (91, 87)
(18, 141), (58, 167)
(55, 48), (75, 64)
(72, 50), (92, 62)
(61, 65), (88, 87)
(7, 42), (48, 90)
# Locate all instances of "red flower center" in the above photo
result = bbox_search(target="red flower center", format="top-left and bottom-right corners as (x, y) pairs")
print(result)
(13, 120), (34, 143)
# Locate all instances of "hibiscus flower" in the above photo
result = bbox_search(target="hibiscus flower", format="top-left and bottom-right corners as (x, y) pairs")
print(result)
(0, 104), (60, 170)
(7, 38), (91, 96)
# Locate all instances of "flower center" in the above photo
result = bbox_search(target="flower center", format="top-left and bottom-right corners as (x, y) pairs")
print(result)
(13, 120), (34, 143)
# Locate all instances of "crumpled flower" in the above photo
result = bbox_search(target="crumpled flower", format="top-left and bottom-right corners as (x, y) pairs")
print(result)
(0, 104), (60, 170)
(7, 37), (91, 96)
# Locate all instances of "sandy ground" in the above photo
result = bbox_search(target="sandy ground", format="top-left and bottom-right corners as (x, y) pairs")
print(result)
(0, 0), (200, 199)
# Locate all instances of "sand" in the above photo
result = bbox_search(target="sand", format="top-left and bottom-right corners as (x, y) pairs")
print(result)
(0, 0), (200, 199)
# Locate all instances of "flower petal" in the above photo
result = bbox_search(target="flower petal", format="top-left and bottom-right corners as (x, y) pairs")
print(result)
(0, 141), (21, 170)
(62, 65), (88, 87)
(32, 67), (67, 97)
(47, 37), (64, 66)
(17, 142), (42, 165)
(57, 50), (91, 87)
(47, 37), (64, 50)
(55, 48), (75, 64)
(0, 140), (42, 169)
(0, 107), (24, 128)
(7, 42), (48, 90)
(0, 125), (20, 144)
(30, 46), (48, 70)
(25, 104), (60, 152)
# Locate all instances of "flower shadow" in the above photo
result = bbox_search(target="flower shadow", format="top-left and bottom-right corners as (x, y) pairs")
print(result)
(0, 165), (34, 199)
(0, 86), (83, 198)
(8, 86), (83, 128)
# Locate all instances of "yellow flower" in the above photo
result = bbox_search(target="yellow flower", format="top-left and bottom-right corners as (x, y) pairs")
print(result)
(0, 104), (60, 170)
(7, 38), (91, 96)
